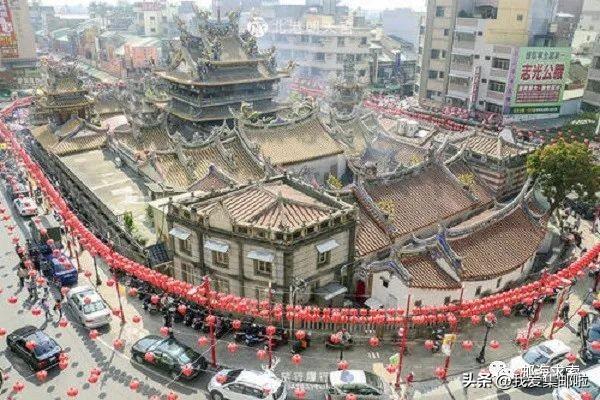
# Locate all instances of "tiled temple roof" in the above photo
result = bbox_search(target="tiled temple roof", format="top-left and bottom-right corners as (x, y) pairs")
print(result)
(370, 135), (428, 167)
(194, 182), (338, 230)
(52, 134), (107, 156)
(364, 164), (491, 238)
(446, 159), (494, 205)
(115, 125), (174, 152)
(452, 132), (530, 159)
(355, 203), (392, 257)
(450, 207), (546, 280)
(243, 115), (343, 166)
(188, 165), (235, 192)
(400, 255), (462, 290)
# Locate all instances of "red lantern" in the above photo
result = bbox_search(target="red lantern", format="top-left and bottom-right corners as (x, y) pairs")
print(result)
(533, 328), (543, 338)
(7, 296), (17, 304)
(89, 330), (99, 340)
(128, 287), (138, 297)
(31, 307), (42, 316)
(197, 336), (208, 347)
(0, 327), (6, 336)
(385, 364), (396, 374)
(84, 297), (91, 305)
(502, 305), (511, 317)
(592, 341), (600, 351)
(489, 340), (500, 349)
(90, 367), (101, 376)
(424, 340), (434, 350)
(345, 394), (357, 400)
(295, 330), (306, 340)
(59, 318), (69, 328)
(144, 352), (155, 363)
(266, 325), (276, 336)
(12, 381), (25, 393)
(581, 391), (593, 400)
(106, 279), (115, 287)
(84, 270), (92, 278)
(291, 354), (302, 365)
(592, 300), (600, 310)
(132, 315), (141, 323)
(553, 319), (565, 329)
(293, 387), (306, 399)
(578, 309), (588, 318)
(434, 366), (446, 380)
(257, 349), (267, 360)
(232, 319), (242, 330)
(59, 359), (69, 370)
(88, 374), (99, 384)
(470, 315), (481, 325)
(329, 333), (341, 344)
(36, 370), (48, 382)
(461, 340), (473, 351)
(25, 340), (36, 351)
(337, 360), (349, 370)
(566, 352), (577, 363)
(160, 326), (170, 337)
(369, 337), (380, 347)
(177, 304), (187, 315)
(113, 339), (124, 350)
(66, 387), (79, 397)
(216, 374), (227, 384)
(227, 342), (238, 353)
(181, 363), (194, 377)
(129, 379), (140, 391)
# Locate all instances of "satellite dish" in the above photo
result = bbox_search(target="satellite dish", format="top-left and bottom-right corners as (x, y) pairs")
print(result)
(247, 16), (268, 38)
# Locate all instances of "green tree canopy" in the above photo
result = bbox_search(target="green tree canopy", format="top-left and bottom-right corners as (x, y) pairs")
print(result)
(527, 139), (600, 214)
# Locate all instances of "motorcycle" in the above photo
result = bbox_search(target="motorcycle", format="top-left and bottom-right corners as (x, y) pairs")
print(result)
(291, 332), (311, 354)
(429, 327), (445, 353)
(325, 331), (354, 350)
(235, 324), (266, 346)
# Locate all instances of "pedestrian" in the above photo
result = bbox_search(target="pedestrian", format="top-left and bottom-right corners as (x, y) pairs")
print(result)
(27, 278), (38, 301)
(404, 371), (415, 400)
(560, 300), (570, 322)
(53, 298), (62, 319)
(17, 265), (27, 288)
(41, 297), (51, 320)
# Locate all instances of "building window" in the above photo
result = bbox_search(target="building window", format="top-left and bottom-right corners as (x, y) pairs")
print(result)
(488, 80), (505, 92)
(253, 259), (273, 276)
(435, 6), (445, 17)
(414, 300), (423, 307)
(179, 238), (192, 255)
(444, 296), (451, 305)
(484, 56), (491, 60)
(496, 278), (502, 288)
(212, 250), (229, 267)
(516, 14), (523, 21)
(593, 57), (600, 69)
(441, 50), (447, 59)
(300, 35), (309, 43)
(337, 37), (345, 47)
(336, 53), (344, 63)
(215, 278), (230, 293)
(382, 280), (389, 288)
(439, 71), (445, 79)
(475, 286), (482, 296)
(181, 262), (192, 282)
(360, 37), (367, 45)
(431, 49), (440, 59)
(485, 102), (503, 113)
(492, 57), (510, 70)
(428, 70), (439, 79)
(588, 79), (600, 94)
(443, 29), (449, 36)
(315, 53), (325, 62)
(317, 250), (331, 267)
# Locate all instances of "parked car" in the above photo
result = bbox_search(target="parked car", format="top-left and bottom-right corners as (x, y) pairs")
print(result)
(29, 214), (63, 252)
(326, 370), (399, 400)
(581, 322), (600, 363)
(66, 286), (111, 328)
(7, 182), (29, 200)
(208, 369), (286, 400)
(552, 364), (600, 399)
(131, 335), (207, 380)
(6, 326), (62, 371)
(491, 339), (570, 387)
(13, 197), (37, 217)
(41, 252), (78, 286)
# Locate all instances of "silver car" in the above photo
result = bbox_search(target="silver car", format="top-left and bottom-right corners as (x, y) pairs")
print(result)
(67, 286), (111, 328)
(326, 370), (399, 400)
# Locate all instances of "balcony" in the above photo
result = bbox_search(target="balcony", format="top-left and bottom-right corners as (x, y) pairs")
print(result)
(489, 68), (508, 79)
(453, 40), (475, 51)
(455, 17), (478, 33)
(486, 90), (505, 102)
(450, 62), (473, 73)
(448, 83), (470, 93)
(492, 45), (512, 55)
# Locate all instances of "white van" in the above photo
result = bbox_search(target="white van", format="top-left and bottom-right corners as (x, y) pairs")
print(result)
(552, 364), (600, 400)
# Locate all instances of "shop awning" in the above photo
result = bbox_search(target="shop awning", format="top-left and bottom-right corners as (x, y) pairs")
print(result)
(247, 250), (275, 263)
(169, 226), (191, 240)
(204, 239), (229, 253)
(365, 297), (384, 310)
(314, 282), (347, 301)
(316, 239), (339, 253)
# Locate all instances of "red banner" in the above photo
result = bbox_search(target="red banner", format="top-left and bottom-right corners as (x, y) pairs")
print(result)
(0, 0), (18, 59)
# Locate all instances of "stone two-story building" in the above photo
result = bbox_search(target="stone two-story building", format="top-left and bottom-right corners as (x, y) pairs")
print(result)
(166, 175), (357, 303)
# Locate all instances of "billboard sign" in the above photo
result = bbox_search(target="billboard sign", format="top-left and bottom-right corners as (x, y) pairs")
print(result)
(509, 47), (570, 115)
(0, 0), (18, 59)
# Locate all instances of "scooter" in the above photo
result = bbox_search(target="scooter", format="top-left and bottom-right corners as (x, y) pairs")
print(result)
(291, 332), (311, 354)
(325, 332), (354, 350)
(235, 324), (266, 346)
(429, 327), (445, 353)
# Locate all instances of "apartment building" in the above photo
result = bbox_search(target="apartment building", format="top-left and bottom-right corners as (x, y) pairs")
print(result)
(572, 0), (600, 55)
(581, 39), (600, 112)
(417, 0), (570, 122)
(262, 13), (372, 81)
(133, 0), (167, 37)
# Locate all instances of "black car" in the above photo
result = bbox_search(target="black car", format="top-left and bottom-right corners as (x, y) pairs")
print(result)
(131, 335), (207, 380)
(6, 326), (62, 371)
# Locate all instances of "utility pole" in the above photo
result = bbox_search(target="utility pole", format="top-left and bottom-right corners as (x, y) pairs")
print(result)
(267, 281), (273, 369)
(395, 294), (411, 389)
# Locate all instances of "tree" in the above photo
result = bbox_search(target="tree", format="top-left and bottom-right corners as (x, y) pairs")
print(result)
(527, 139), (600, 223)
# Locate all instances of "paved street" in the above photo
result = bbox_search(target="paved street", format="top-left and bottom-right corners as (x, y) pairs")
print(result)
(0, 176), (598, 400)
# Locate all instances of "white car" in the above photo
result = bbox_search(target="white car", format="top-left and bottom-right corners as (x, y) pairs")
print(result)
(327, 370), (399, 400)
(208, 369), (286, 400)
(13, 197), (37, 217)
(553, 364), (600, 399)
(67, 286), (111, 328)
(492, 339), (571, 388)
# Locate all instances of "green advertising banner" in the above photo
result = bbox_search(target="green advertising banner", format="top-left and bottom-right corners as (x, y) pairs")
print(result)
(509, 47), (571, 115)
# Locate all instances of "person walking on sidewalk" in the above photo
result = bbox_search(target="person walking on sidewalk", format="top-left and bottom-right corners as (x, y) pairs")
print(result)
(27, 278), (38, 301)
(53, 298), (62, 319)
(17, 265), (27, 288)
(41, 297), (51, 320)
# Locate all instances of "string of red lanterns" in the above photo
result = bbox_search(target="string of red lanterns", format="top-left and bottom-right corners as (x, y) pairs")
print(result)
(0, 99), (599, 329)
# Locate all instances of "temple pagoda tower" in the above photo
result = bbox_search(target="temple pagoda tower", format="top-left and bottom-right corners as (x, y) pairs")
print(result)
(31, 61), (94, 126)
(329, 55), (366, 117)
(157, 7), (292, 139)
